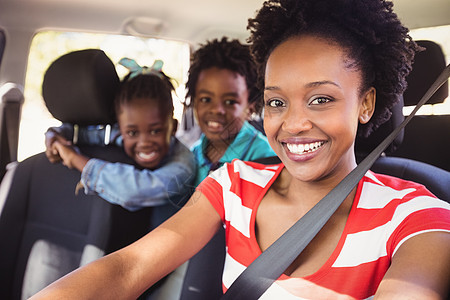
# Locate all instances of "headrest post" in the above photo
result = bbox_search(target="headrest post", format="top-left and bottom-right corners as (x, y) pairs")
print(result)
(73, 124), (79, 144)
(104, 124), (111, 146)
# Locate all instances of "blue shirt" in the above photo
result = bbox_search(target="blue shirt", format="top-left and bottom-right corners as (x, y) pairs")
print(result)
(191, 121), (275, 186)
(80, 137), (196, 229)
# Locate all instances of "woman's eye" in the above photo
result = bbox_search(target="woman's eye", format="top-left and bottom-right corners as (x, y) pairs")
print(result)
(309, 97), (332, 105)
(266, 99), (285, 108)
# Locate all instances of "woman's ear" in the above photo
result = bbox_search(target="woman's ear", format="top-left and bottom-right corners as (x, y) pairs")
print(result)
(359, 87), (376, 124)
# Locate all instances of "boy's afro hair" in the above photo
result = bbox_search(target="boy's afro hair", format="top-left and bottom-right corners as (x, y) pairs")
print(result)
(186, 37), (261, 113)
(248, 0), (421, 137)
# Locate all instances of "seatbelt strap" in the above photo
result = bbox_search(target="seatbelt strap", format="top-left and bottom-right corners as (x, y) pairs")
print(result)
(221, 64), (450, 300)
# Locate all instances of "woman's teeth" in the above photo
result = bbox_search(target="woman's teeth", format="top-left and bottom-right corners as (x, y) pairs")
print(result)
(286, 141), (324, 155)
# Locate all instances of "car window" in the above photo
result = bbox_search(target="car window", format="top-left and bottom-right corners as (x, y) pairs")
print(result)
(19, 31), (190, 161)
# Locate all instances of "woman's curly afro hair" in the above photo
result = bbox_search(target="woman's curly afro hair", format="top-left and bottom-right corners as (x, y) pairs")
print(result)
(186, 37), (261, 113)
(247, 0), (421, 137)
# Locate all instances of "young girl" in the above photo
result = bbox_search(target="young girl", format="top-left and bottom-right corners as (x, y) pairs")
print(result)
(51, 58), (196, 230)
(32, 0), (450, 299)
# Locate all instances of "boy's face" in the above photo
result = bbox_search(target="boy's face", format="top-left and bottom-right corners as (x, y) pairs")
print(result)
(193, 67), (253, 145)
(263, 35), (375, 183)
(118, 98), (176, 169)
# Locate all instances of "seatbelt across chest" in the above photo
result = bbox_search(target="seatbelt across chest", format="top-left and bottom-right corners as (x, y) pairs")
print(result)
(221, 64), (450, 300)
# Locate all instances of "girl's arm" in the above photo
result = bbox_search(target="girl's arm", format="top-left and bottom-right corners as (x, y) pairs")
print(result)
(80, 149), (195, 210)
(30, 190), (222, 299)
(375, 231), (450, 299)
(54, 137), (196, 211)
(53, 140), (89, 171)
(45, 131), (74, 164)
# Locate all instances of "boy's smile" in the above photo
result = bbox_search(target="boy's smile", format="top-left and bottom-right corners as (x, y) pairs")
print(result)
(263, 35), (375, 183)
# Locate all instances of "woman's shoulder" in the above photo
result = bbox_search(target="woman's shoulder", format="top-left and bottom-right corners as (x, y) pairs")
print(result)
(208, 159), (283, 188)
(200, 159), (284, 213)
(359, 171), (450, 210)
(229, 158), (283, 171)
(364, 171), (436, 195)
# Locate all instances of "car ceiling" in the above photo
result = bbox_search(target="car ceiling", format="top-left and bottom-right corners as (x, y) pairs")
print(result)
(1, 0), (449, 46)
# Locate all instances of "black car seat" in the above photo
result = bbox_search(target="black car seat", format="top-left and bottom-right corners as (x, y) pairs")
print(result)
(0, 49), (153, 299)
(390, 40), (449, 171)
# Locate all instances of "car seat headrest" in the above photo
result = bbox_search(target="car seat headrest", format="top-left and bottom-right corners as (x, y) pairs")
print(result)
(403, 40), (448, 106)
(42, 49), (120, 125)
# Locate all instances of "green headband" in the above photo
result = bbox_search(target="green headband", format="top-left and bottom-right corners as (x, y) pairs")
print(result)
(118, 57), (164, 79)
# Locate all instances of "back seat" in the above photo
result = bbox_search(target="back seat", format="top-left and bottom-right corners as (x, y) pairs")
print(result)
(0, 49), (153, 299)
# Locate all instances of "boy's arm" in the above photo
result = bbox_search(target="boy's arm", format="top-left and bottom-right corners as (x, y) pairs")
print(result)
(30, 190), (222, 299)
(376, 231), (450, 299)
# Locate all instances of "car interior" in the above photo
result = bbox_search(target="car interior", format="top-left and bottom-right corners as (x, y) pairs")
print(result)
(390, 40), (450, 171)
(0, 49), (154, 299)
(0, 0), (449, 299)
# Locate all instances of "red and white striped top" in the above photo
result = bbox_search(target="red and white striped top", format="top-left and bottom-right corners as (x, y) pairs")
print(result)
(197, 159), (450, 299)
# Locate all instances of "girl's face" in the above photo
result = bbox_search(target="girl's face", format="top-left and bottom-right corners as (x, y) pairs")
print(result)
(118, 98), (176, 169)
(263, 35), (375, 183)
(193, 67), (252, 145)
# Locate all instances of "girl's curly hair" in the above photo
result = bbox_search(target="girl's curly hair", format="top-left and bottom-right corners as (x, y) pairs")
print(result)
(115, 71), (175, 118)
(186, 37), (261, 113)
(247, 0), (421, 137)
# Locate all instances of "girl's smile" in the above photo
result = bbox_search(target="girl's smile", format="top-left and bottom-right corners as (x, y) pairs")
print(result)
(118, 98), (176, 170)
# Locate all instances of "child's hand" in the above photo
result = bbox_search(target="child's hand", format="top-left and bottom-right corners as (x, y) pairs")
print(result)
(52, 141), (89, 172)
(45, 130), (72, 163)
(52, 141), (78, 169)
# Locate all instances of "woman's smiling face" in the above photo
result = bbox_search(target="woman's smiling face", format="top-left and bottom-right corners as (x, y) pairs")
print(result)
(263, 35), (375, 183)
